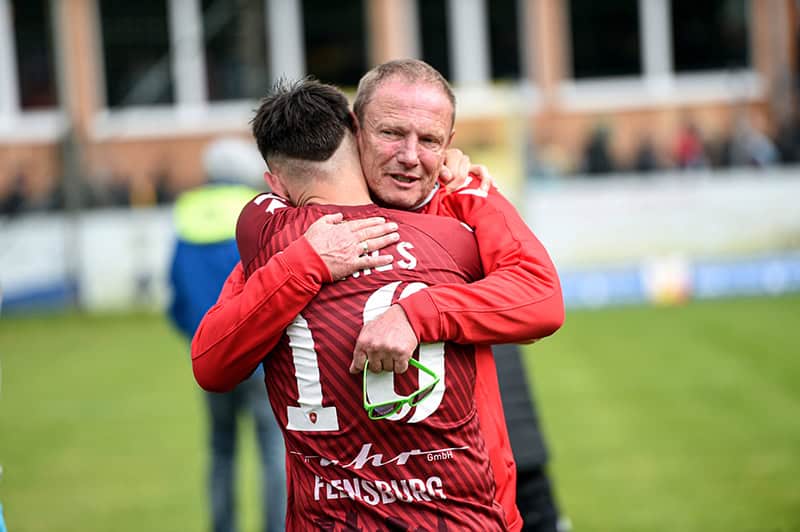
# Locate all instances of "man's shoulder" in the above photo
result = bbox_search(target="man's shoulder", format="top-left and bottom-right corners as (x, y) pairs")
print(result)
(380, 206), (469, 236)
(237, 193), (308, 274)
(239, 192), (292, 221)
(238, 193), (285, 246)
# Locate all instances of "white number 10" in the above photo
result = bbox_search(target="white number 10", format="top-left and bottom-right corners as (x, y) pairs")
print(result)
(285, 281), (446, 431)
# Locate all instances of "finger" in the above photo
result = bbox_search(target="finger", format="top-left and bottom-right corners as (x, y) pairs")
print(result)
(457, 153), (471, 181)
(357, 222), (399, 242)
(342, 216), (387, 231)
(394, 357), (409, 374)
(350, 349), (367, 374)
(367, 356), (383, 373)
(472, 164), (493, 191)
(362, 232), (399, 253)
(439, 166), (455, 187)
(444, 148), (464, 167)
(356, 253), (394, 270)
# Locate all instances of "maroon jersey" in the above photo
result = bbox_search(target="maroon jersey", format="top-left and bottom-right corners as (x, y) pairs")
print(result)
(237, 194), (505, 531)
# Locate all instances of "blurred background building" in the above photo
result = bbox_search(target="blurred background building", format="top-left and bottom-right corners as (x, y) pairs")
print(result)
(1, 0), (799, 310)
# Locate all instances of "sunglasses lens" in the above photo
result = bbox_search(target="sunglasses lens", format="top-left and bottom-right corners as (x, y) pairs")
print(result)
(369, 401), (403, 419)
(409, 383), (435, 407)
(363, 359), (441, 420)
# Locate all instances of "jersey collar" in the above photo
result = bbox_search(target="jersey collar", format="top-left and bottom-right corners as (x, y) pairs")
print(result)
(411, 182), (440, 211)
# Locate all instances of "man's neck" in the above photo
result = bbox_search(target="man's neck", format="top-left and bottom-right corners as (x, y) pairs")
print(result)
(293, 174), (372, 207)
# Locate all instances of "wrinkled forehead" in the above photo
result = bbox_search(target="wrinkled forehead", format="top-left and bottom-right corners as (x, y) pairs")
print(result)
(366, 79), (455, 130)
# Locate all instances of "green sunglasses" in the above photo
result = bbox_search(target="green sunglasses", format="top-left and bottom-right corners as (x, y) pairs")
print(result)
(362, 358), (441, 420)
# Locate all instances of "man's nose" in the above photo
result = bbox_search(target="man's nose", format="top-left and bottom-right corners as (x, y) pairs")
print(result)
(396, 138), (419, 166)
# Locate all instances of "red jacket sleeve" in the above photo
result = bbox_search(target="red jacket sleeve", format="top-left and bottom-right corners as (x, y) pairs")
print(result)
(397, 178), (564, 345)
(191, 236), (328, 392)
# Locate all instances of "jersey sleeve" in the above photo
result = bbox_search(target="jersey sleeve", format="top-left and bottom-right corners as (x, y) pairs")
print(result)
(191, 196), (332, 392)
(397, 177), (564, 345)
(191, 240), (328, 392)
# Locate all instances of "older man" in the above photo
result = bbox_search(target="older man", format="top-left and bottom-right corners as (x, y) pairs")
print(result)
(193, 60), (563, 531)
(235, 76), (508, 530)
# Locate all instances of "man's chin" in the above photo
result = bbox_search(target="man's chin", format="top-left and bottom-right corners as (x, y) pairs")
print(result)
(371, 190), (421, 211)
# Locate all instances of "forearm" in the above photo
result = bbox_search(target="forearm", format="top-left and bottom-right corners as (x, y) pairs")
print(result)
(398, 260), (563, 345)
(191, 238), (326, 391)
(408, 183), (564, 345)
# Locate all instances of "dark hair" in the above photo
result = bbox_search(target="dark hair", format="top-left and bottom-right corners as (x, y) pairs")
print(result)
(353, 59), (456, 128)
(251, 77), (356, 165)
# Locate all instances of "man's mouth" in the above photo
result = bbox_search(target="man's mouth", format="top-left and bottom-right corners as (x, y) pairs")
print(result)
(390, 173), (418, 184)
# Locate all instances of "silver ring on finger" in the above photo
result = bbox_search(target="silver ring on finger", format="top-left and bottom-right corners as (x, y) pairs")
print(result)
(361, 241), (369, 255)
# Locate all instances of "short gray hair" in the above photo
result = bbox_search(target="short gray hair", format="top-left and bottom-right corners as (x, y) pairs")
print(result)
(353, 59), (456, 128)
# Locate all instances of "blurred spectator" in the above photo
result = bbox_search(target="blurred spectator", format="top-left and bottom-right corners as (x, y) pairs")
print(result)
(129, 176), (156, 207)
(673, 119), (709, 169)
(706, 130), (731, 169)
(582, 123), (615, 175)
(632, 133), (661, 173)
(167, 137), (286, 532)
(85, 170), (131, 208)
(0, 171), (26, 217)
(528, 134), (576, 179)
(152, 167), (173, 205)
(107, 172), (133, 207)
(727, 114), (778, 168)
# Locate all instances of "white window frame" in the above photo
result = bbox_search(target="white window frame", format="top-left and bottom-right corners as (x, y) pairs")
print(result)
(559, 0), (762, 111)
(446, 0), (489, 86)
(0, 0), (66, 143)
(427, 0), (540, 118)
(91, 0), (305, 140)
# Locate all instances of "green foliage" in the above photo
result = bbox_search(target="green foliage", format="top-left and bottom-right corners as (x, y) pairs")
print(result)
(527, 295), (800, 532)
(1, 295), (798, 531)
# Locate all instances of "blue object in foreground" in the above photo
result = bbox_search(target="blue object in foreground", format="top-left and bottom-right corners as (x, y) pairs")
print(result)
(0, 502), (7, 532)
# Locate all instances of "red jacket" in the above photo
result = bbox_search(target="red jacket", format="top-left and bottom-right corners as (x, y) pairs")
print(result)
(191, 178), (564, 531)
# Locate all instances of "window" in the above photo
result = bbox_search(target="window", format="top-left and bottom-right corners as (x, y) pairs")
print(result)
(569, 0), (641, 79)
(488, 0), (521, 80)
(11, 0), (58, 109)
(302, 0), (366, 87)
(202, 0), (268, 101)
(417, 0), (450, 81)
(99, 1), (173, 108)
(671, 0), (749, 72)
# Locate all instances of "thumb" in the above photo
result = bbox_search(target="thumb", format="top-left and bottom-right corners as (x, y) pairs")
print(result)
(350, 345), (367, 374)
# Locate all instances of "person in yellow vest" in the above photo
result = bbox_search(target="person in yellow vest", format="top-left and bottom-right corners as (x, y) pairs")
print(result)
(167, 137), (285, 532)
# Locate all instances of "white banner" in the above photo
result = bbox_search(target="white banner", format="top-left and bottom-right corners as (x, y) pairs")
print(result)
(525, 167), (800, 268)
(1, 168), (799, 311)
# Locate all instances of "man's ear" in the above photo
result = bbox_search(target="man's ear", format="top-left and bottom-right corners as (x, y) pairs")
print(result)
(446, 128), (456, 149)
(261, 170), (272, 192)
(350, 110), (361, 136)
(263, 170), (286, 197)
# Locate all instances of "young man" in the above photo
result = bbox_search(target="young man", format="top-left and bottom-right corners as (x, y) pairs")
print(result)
(193, 60), (564, 531)
(233, 78), (505, 530)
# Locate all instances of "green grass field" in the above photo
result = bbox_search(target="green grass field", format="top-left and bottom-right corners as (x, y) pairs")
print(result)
(1, 295), (799, 532)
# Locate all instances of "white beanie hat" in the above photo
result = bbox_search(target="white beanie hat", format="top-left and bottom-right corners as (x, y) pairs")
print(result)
(203, 136), (267, 190)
